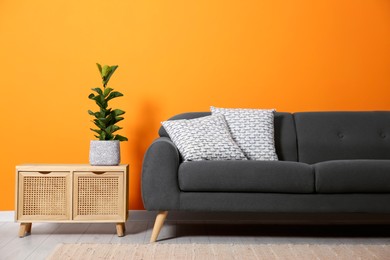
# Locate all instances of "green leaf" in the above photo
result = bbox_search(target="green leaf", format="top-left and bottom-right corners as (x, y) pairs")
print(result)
(103, 65), (118, 87)
(98, 117), (109, 123)
(97, 95), (107, 109)
(113, 126), (122, 133)
(90, 128), (102, 134)
(114, 135), (128, 141)
(100, 108), (110, 117)
(96, 63), (102, 76)
(105, 113), (121, 125)
(106, 91), (124, 102)
(95, 111), (104, 118)
(107, 116), (123, 125)
(101, 131), (106, 140)
(92, 87), (103, 95)
(104, 133), (114, 140)
(93, 99), (103, 109)
(113, 116), (124, 124)
(93, 119), (106, 129)
(112, 109), (125, 116)
(88, 93), (95, 99)
(88, 110), (103, 118)
(101, 65), (110, 78)
(103, 87), (113, 97)
(89, 94), (105, 109)
(106, 110), (125, 125)
(105, 125), (121, 135)
(94, 135), (100, 139)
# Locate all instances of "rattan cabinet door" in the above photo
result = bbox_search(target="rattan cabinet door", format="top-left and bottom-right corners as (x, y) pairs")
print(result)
(17, 171), (72, 221)
(73, 171), (125, 221)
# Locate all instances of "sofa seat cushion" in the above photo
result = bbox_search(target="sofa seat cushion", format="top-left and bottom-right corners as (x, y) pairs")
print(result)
(179, 161), (314, 193)
(315, 160), (390, 193)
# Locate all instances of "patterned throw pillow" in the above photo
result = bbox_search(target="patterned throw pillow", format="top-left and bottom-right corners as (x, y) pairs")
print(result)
(162, 114), (247, 161)
(211, 106), (278, 161)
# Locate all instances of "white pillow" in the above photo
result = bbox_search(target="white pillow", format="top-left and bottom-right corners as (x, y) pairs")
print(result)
(162, 114), (247, 161)
(210, 106), (278, 161)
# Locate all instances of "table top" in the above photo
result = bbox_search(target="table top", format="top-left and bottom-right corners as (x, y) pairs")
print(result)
(16, 164), (129, 171)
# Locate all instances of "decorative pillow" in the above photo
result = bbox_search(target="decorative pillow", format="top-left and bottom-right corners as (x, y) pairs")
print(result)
(162, 114), (247, 161)
(210, 106), (278, 161)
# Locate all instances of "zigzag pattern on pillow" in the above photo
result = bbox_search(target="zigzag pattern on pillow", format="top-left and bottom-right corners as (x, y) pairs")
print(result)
(162, 114), (247, 161)
(211, 106), (278, 161)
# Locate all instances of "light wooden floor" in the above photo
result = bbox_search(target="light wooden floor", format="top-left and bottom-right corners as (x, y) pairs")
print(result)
(1, 212), (390, 260)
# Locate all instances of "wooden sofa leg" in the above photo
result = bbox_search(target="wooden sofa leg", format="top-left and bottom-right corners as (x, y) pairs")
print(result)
(150, 211), (168, 243)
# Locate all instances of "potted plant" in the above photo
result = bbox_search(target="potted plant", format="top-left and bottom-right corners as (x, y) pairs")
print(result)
(88, 63), (128, 165)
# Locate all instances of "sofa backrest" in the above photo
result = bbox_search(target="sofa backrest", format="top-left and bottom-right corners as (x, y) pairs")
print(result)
(294, 112), (390, 164)
(158, 112), (298, 161)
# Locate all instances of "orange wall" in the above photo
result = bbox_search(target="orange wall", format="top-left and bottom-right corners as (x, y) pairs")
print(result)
(1, 0), (390, 210)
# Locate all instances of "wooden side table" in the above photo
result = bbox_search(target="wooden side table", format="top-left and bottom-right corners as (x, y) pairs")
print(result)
(15, 164), (129, 238)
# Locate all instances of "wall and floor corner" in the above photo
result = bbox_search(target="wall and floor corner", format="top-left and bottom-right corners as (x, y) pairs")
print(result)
(1, 1), (390, 212)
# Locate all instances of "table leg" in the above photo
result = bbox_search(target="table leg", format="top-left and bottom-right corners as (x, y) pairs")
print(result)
(26, 223), (32, 233)
(116, 223), (125, 237)
(19, 223), (31, 238)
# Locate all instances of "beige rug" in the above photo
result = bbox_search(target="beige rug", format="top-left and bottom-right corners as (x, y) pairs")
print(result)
(47, 243), (390, 260)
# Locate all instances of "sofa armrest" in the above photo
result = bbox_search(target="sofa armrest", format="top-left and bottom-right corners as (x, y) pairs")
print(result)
(142, 137), (181, 210)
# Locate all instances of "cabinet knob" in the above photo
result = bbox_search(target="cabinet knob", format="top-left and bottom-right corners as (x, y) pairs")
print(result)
(38, 171), (51, 174)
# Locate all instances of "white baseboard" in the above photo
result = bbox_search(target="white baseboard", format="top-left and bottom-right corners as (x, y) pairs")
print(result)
(0, 211), (15, 222)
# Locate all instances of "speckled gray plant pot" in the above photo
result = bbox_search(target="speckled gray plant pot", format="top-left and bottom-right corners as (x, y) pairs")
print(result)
(89, 140), (120, 166)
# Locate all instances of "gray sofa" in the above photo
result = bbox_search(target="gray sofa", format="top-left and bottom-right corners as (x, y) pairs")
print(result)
(142, 111), (390, 242)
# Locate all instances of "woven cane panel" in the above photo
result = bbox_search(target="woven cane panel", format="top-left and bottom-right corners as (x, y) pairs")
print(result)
(23, 176), (67, 216)
(77, 177), (119, 216)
